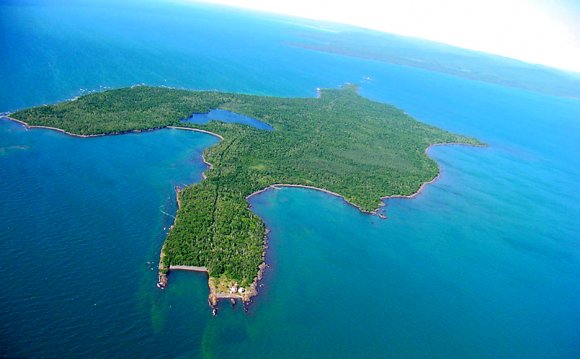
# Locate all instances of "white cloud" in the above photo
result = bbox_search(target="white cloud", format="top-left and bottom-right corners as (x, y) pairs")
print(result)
(193, 0), (580, 72)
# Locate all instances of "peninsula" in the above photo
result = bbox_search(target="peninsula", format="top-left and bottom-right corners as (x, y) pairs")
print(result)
(10, 85), (482, 308)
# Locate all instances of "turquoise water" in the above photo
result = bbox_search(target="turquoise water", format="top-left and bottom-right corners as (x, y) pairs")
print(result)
(182, 109), (274, 131)
(1, 1), (579, 358)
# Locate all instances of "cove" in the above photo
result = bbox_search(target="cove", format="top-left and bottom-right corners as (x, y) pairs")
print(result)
(202, 141), (579, 359)
(0, 118), (220, 357)
(181, 109), (274, 131)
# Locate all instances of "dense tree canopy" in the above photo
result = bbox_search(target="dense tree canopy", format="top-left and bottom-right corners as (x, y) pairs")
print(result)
(12, 85), (481, 288)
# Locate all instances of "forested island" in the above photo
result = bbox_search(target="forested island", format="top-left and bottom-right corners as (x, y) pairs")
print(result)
(10, 85), (482, 308)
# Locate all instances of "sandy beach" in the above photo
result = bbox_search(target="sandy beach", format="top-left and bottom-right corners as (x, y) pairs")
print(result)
(166, 126), (224, 140)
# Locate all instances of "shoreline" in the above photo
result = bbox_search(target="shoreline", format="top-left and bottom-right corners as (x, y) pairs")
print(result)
(201, 153), (213, 180)
(4, 114), (484, 312)
(10, 111), (266, 311)
(166, 125), (224, 140)
(246, 142), (485, 216)
(167, 264), (265, 302)
(1, 115), (239, 310)
(157, 183), (266, 312)
(4, 116), (107, 138)
(2, 116), (224, 141)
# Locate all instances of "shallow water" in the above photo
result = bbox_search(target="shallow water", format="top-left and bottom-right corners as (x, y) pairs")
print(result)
(0, 1), (579, 358)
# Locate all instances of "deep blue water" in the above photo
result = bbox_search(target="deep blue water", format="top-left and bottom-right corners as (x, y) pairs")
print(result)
(182, 109), (274, 131)
(1, 1), (579, 358)
(0, 119), (219, 357)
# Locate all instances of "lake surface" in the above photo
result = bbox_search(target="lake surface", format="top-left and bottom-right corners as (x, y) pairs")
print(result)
(1, 1), (579, 358)
(182, 109), (274, 131)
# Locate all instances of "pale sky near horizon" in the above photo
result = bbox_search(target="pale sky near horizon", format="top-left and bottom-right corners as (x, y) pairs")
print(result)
(190, 0), (580, 73)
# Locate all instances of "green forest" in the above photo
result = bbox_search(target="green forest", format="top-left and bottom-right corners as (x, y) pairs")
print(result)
(12, 85), (482, 288)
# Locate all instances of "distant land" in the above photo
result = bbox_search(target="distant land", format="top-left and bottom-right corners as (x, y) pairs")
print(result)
(288, 28), (580, 99)
(10, 85), (482, 309)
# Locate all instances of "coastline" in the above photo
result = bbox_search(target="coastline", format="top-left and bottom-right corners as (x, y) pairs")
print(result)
(4, 114), (262, 311)
(166, 264), (266, 304)
(5, 116), (107, 138)
(166, 125), (224, 140)
(4, 114), (484, 312)
(201, 154), (213, 180)
(247, 183), (380, 215)
(157, 182), (267, 312)
(156, 186), (186, 290)
(246, 142), (485, 216)
(2, 116), (224, 141)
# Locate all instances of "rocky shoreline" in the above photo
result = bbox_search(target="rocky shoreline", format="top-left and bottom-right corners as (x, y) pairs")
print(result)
(4, 115), (484, 315)
(158, 260), (268, 315)
(157, 186), (270, 315)
(156, 143), (486, 315)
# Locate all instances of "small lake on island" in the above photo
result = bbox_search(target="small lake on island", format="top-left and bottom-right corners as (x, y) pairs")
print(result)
(181, 109), (274, 131)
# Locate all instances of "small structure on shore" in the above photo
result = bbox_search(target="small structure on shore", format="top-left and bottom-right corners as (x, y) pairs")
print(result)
(229, 283), (239, 294)
(157, 272), (167, 289)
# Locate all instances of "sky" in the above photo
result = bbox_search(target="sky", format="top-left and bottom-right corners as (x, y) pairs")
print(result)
(192, 0), (580, 73)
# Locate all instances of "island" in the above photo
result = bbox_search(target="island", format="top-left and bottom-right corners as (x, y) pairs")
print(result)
(9, 85), (482, 310)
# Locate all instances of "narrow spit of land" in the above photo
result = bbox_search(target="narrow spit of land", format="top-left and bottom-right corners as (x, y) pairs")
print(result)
(10, 85), (482, 308)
